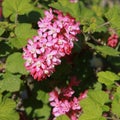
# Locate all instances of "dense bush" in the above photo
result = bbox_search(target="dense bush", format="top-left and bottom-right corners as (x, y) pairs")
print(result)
(0, 0), (120, 120)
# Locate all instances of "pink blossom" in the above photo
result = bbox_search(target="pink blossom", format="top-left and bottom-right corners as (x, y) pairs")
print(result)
(107, 34), (119, 48)
(79, 90), (88, 100)
(61, 100), (71, 113)
(49, 79), (87, 120)
(23, 9), (80, 81)
(51, 100), (64, 116)
(61, 87), (74, 98)
(71, 97), (81, 110)
(49, 89), (59, 102)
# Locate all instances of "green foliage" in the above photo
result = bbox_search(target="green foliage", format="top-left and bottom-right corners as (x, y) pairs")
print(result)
(33, 104), (51, 120)
(96, 46), (120, 57)
(2, 0), (33, 21)
(105, 6), (120, 35)
(10, 23), (37, 48)
(97, 71), (120, 86)
(6, 52), (28, 74)
(0, 0), (120, 120)
(56, 115), (70, 120)
(49, 0), (81, 20)
(79, 90), (109, 120)
(0, 73), (21, 92)
(36, 90), (49, 104)
(0, 28), (5, 36)
(111, 87), (120, 118)
(0, 95), (19, 120)
(87, 42), (120, 57)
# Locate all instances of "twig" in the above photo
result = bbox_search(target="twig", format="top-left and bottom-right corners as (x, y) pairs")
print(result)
(97, 21), (110, 28)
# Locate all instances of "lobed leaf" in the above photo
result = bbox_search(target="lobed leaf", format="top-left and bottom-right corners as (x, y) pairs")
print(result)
(0, 73), (21, 92)
(49, 0), (81, 20)
(79, 90), (109, 120)
(6, 52), (28, 74)
(10, 23), (37, 48)
(111, 87), (120, 118)
(36, 90), (49, 104)
(97, 71), (120, 86)
(56, 115), (70, 120)
(2, 0), (33, 21)
(105, 5), (120, 36)
(0, 97), (19, 120)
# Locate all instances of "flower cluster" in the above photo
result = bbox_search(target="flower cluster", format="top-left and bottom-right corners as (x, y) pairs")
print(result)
(107, 34), (118, 48)
(49, 77), (87, 120)
(23, 9), (80, 81)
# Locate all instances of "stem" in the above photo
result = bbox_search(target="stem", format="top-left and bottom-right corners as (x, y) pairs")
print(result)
(115, 82), (120, 87)
(0, 37), (8, 41)
(15, 13), (18, 25)
(89, 34), (102, 45)
(97, 21), (110, 28)
(105, 117), (114, 120)
(33, 0), (38, 5)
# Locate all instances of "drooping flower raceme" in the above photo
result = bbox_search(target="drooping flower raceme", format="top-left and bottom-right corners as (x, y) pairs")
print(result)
(23, 9), (80, 81)
(49, 78), (87, 120)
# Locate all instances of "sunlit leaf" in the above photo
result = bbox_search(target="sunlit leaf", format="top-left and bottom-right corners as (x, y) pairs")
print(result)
(56, 115), (70, 120)
(0, 97), (19, 120)
(6, 52), (28, 74)
(2, 0), (33, 21)
(0, 73), (21, 92)
(10, 23), (37, 48)
(97, 71), (120, 86)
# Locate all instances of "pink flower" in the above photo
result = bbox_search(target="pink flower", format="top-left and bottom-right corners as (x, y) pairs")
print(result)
(49, 80), (87, 120)
(107, 34), (118, 48)
(79, 90), (88, 100)
(61, 87), (74, 98)
(49, 89), (59, 102)
(23, 9), (80, 81)
(61, 100), (71, 113)
(71, 97), (81, 110)
(51, 100), (64, 116)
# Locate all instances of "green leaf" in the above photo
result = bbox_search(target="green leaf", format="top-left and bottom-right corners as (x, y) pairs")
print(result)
(116, 87), (120, 95)
(36, 90), (49, 104)
(0, 94), (2, 102)
(56, 115), (70, 120)
(79, 90), (108, 120)
(0, 98), (19, 120)
(105, 5), (120, 35)
(0, 28), (5, 36)
(10, 23), (37, 48)
(83, 17), (106, 33)
(96, 46), (120, 57)
(33, 104), (51, 120)
(49, 0), (81, 20)
(0, 73), (21, 92)
(111, 86), (120, 118)
(88, 90), (109, 106)
(97, 71), (120, 86)
(2, 0), (33, 20)
(6, 52), (28, 74)
(87, 43), (120, 57)
(79, 98), (102, 120)
(79, 114), (106, 120)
